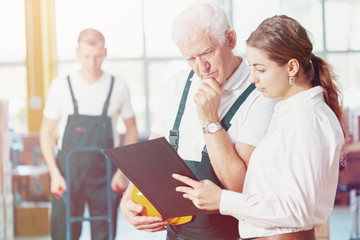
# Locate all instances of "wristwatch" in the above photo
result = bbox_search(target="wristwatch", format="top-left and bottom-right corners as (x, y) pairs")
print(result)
(202, 122), (223, 134)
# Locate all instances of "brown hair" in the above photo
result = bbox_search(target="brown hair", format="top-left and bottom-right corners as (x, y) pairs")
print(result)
(246, 15), (346, 136)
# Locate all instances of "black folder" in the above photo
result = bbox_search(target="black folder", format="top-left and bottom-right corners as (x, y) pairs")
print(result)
(103, 137), (217, 219)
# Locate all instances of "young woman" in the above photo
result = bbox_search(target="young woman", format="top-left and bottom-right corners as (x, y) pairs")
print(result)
(173, 15), (345, 240)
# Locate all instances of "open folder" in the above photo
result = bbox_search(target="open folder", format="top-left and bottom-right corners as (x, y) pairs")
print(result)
(103, 137), (217, 219)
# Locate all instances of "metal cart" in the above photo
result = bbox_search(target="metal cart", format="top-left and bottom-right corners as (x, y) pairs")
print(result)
(63, 147), (114, 240)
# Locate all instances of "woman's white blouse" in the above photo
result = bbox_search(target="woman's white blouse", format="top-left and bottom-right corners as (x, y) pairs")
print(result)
(220, 86), (344, 238)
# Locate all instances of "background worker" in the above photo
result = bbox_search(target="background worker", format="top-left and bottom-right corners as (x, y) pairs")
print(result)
(40, 28), (138, 240)
(120, 3), (276, 240)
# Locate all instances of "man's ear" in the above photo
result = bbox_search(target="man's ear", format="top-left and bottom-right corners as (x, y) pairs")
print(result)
(226, 29), (237, 49)
(288, 58), (300, 77)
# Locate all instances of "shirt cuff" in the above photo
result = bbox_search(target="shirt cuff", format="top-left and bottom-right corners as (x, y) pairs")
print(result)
(220, 189), (245, 216)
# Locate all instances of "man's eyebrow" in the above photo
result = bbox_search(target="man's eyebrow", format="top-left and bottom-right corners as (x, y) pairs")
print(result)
(183, 46), (211, 60)
(199, 46), (211, 55)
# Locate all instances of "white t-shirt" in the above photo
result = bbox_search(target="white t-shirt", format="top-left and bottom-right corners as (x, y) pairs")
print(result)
(43, 71), (134, 148)
(220, 86), (344, 238)
(151, 58), (276, 162)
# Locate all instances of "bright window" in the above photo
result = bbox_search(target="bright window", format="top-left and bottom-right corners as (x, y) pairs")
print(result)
(0, 1), (27, 133)
(233, 0), (323, 54)
(2, 0), (359, 136)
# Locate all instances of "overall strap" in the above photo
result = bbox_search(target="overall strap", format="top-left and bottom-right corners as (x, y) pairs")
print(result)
(67, 76), (79, 115)
(203, 83), (256, 154)
(221, 83), (256, 131)
(169, 70), (194, 152)
(101, 76), (115, 116)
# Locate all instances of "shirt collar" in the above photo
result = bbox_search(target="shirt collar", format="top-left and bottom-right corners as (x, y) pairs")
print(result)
(274, 86), (324, 113)
(190, 56), (250, 91)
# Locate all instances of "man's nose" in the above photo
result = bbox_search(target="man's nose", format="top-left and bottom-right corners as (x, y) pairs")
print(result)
(197, 58), (210, 73)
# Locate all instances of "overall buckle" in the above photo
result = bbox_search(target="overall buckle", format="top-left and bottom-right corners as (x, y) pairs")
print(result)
(169, 130), (179, 152)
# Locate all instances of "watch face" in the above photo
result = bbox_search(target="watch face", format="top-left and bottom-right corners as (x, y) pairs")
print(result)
(208, 122), (218, 133)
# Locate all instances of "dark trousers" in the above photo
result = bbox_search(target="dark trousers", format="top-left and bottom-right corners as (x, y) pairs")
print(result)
(50, 173), (120, 240)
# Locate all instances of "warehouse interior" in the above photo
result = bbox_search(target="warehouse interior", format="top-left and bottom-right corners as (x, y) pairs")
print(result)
(1, 0), (360, 239)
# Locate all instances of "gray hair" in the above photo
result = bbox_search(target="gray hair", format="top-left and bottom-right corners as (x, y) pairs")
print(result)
(171, 2), (231, 47)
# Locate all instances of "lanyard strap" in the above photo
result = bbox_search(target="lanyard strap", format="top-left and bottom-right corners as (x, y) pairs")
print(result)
(66, 75), (115, 116)
(169, 70), (194, 151)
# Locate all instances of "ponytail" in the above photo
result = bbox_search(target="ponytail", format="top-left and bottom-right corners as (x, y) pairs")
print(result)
(310, 55), (342, 122)
(311, 54), (348, 154)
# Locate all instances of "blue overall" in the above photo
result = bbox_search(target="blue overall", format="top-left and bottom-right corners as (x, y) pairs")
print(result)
(50, 76), (120, 240)
(167, 70), (255, 240)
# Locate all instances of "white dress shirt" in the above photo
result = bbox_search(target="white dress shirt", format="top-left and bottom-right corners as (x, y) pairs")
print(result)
(220, 86), (344, 238)
(151, 58), (276, 162)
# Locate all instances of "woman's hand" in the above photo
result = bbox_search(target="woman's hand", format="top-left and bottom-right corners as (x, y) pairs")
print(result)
(172, 173), (222, 211)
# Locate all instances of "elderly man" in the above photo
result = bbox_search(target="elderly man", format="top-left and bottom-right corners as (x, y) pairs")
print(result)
(40, 28), (138, 240)
(121, 3), (275, 240)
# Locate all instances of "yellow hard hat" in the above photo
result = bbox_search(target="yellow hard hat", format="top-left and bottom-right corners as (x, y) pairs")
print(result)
(132, 185), (192, 225)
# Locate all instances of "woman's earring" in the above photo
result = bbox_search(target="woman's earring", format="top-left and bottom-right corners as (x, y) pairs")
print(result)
(289, 76), (296, 85)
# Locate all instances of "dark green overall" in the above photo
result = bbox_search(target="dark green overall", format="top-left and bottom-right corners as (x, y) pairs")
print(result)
(51, 76), (119, 240)
(167, 70), (255, 240)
